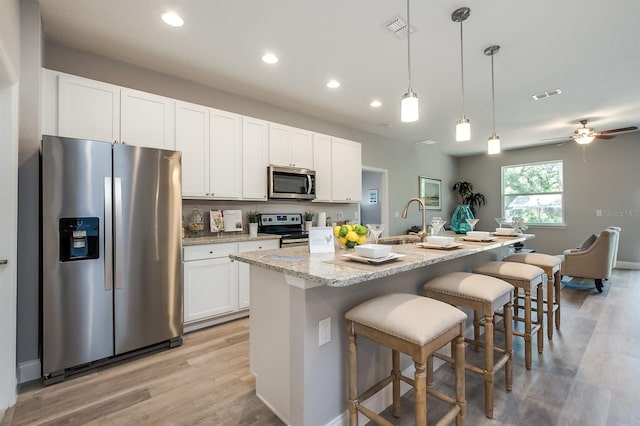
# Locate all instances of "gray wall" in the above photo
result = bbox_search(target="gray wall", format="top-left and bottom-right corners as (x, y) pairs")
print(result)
(456, 134), (640, 264)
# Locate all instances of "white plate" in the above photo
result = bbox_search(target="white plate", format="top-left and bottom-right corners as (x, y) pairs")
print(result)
(342, 252), (405, 265)
(461, 236), (497, 242)
(491, 232), (522, 237)
(416, 242), (463, 250)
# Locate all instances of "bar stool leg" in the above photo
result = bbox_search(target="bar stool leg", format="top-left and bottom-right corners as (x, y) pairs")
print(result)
(427, 355), (434, 388)
(537, 283), (544, 354)
(455, 334), (466, 426)
(484, 314), (495, 419)
(414, 361), (427, 426)
(473, 310), (481, 352)
(347, 323), (358, 426)
(392, 350), (400, 418)
(546, 273), (554, 340)
(554, 270), (561, 329)
(505, 300), (513, 392)
(523, 287), (532, 370)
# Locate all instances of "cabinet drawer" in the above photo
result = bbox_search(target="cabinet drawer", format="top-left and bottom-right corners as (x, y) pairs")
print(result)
(184, 242), (238, 261)
(238, 239), (280, 252)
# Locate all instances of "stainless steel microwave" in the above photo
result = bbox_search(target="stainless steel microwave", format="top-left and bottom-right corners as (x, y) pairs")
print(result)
(268, 165), (316, 200)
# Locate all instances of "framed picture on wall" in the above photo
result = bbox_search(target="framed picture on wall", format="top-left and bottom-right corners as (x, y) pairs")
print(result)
(419, 177), (441, 210)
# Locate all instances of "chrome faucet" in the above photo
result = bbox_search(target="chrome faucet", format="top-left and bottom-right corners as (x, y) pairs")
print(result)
(401, 197), (428, 242)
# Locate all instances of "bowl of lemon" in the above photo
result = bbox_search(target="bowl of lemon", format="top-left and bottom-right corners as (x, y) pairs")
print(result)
(333, 224), (368, 249)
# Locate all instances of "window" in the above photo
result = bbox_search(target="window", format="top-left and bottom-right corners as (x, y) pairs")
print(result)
(501, 160), (564, 225)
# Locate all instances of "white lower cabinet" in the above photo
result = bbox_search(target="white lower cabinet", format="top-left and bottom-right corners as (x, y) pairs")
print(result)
(237, 239), (280, 309)
(182, 239), (279, 332)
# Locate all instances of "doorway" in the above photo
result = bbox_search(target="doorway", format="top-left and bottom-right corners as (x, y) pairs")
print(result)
(361, 166), (388, 238)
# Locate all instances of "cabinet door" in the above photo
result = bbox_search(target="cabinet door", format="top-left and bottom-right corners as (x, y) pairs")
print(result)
(242, 117), (269, 200)
(312, 133), (332, 202)
(209, 108), (242, 199)
(176, 101), (209, 197)
(237, 240), (280, 309)
(120, 88), (175, 149)
(58, 74), (120, 142)
(268, 123), (291, 167)
(331, 137), (362, 202)
(291, 128), (313, 169)
(183, 257), (239, 323)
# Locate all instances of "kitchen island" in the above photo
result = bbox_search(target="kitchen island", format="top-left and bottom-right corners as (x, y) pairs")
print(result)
(230, 233), (532, 426)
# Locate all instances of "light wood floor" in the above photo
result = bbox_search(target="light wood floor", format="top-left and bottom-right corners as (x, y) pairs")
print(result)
(3, 269), (639, 425)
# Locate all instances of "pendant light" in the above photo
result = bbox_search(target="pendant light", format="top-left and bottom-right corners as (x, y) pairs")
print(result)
(401, 0), (418, 122)
(485, 45), (501, 155)
(452, 7), (471, 141)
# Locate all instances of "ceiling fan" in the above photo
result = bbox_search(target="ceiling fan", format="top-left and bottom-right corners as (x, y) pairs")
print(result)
(542, 119), (639, 145)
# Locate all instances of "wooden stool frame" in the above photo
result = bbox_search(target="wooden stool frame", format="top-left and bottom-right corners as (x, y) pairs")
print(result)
(346, 319), (466, 426)
(424, 289), (513, 419)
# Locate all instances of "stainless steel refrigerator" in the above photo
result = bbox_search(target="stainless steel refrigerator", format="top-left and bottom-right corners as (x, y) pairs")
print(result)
(41, 135), (183, 383)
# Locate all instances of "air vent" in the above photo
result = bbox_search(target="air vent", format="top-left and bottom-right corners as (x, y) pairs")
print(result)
(532, 88), (562, 100)
(384, 16), (416, 39)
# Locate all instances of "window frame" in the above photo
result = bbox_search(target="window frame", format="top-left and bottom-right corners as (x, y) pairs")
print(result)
(500, 160), (565, 227)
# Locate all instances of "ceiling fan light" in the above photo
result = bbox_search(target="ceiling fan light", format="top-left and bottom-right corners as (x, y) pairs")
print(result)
(575, 135), (595, 145)
(401, 91), (419, 122)
(456, 118), (471, 141)
(487, 135), (501, 154)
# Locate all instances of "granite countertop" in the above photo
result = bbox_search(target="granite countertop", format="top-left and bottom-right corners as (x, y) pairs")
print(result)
(183, 233), (281, 246)
(229, 233), (533, 287)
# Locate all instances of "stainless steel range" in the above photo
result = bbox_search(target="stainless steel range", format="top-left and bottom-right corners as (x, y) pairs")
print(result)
(258, 213), (308, 247)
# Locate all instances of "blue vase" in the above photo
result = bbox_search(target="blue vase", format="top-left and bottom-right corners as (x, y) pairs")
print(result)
(451, 204), (474, 234)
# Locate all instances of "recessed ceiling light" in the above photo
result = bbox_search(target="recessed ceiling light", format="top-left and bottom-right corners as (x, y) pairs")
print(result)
(532, 88), (562, 100)
(326, 80), (340, 89)
(370, 100), (382, 108)
(414, 140), (437, 145)
(161, 12), (184, 27)
(262, 53), (279, 64)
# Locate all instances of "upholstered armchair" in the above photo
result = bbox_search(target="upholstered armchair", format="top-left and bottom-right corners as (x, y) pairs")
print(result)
(559, 229), (616, 293)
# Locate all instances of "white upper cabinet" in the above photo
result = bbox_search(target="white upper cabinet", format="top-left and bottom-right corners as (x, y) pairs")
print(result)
(209, 108), (242, 199)
(312, 133), (332, 202)
(269, 123), (313, 169)
(331, 137), (362, 202)
(120, 88), (175, 149)
(176, 101), (209, 197)
(58, 73), (120, 143)
(242, 116), (269, 201)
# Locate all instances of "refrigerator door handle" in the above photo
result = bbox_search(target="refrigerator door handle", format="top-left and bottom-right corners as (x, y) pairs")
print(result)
(114, 177), (125, 289)
(104, 177), (113, 291)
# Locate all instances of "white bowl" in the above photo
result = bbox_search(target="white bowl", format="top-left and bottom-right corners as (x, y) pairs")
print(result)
(426, 236), (455, 246)
(354, 244), (392, 259)
(466, 231), (490, 239)
(495, 227), (516, 235)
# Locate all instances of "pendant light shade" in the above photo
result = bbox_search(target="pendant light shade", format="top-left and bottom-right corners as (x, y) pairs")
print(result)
(400, 0), (418, 123)
(485, 45), (501, 155)
(452, 7), (471, 141)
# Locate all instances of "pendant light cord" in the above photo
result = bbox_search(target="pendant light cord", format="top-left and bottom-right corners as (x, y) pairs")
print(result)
(406, 0), (412, 91)
(459, 21), (465, 117)
(491, 54), (496, 136)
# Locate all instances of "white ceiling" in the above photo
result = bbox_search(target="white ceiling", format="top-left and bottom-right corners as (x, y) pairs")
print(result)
(39, 0), (640, 156)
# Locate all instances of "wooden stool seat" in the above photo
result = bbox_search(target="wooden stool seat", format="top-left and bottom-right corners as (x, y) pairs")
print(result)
(345, 293), (467, 426)
(473, 261), (546, 370)
(504, 253), (562, 339)
(424, 272), (513, 419)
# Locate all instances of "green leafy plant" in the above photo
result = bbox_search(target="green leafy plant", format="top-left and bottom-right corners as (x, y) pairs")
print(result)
(303, 211), (314, 221)
(247, 209), (260, 223)
(452, 181), (487, 215)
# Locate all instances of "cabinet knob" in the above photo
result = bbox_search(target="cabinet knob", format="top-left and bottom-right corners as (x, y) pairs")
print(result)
(209, 251), (213, 254)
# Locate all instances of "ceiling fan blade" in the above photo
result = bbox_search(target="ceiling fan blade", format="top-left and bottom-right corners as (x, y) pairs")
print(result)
(598, 126), (638, 135)
(595, 134), (615, 140)
(540, 136), (572, 142)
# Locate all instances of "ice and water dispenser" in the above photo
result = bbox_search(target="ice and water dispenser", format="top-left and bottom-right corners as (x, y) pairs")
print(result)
(59, 217), (99, 261)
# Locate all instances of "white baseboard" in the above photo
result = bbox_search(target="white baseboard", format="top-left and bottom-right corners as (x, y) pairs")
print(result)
(614, 261), (640, 270)
(18, 359), (40, 384)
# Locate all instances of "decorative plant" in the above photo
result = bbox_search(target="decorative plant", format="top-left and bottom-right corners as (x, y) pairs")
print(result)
(452, 181), (487, 215)
(303, 211), (314, 222)
(247, 209), (260, 224)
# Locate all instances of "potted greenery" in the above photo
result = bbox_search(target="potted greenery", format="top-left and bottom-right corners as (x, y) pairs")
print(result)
(247, 209), (260, 237)
(451, 181), (487, 233)
(303, 211), (314, 232)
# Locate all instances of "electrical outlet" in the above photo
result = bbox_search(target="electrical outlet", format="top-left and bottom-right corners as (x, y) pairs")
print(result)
(319, 317), (331, 346)
(354, 210), (359, 220)
(338, 211), (344, 220)
(395, 211), (400, 218)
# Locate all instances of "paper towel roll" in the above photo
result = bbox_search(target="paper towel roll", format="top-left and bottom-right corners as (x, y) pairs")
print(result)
(317, 212), (327, 227)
